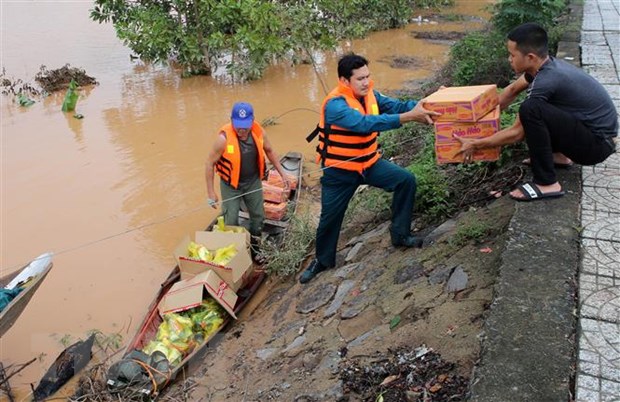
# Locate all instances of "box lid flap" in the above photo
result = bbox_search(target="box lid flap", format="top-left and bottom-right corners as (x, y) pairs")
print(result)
(158, 271), (238, 319)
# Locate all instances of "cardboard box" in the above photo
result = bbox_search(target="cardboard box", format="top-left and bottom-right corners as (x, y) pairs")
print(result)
(210, 223), (251, 246)
(264, 201), (288, 221)
(267, 169), (298, 190)
(158, 270), (238, 319)
(173, 231), (254, 291)
(424, 84), (498, 122)
(434, 106), (501, 164)
(262, 181), (290, 204)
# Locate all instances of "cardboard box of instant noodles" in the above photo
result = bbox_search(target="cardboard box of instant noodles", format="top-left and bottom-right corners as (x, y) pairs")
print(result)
(434, 106), (501, 164)
(424, 84), (498, 122)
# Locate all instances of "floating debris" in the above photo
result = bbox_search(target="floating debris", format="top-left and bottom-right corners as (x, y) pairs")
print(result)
(35, 64), (97, 93)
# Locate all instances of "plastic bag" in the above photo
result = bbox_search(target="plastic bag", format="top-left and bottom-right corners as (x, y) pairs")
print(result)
(212, 243), (237, 265)
(61, 79), (79, 112)
(163, 313), (193, 343)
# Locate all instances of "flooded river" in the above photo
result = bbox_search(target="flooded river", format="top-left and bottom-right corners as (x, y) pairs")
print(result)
(0, 0), (491, 398)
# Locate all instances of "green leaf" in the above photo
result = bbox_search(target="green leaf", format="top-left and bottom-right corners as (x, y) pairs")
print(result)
(17, 94), (35, 107)
(389, 315), (401, 330)
(61, 79), (79, 112)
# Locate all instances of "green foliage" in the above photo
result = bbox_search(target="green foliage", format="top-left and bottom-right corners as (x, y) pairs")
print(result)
(262, 212), (316, 277)
(491, 0), (568, 36)
(61, 79), (79, 112)
(60, 333), (73, 347)
(348, 124), (452, 224)
(405, 129), (453, 221)
(87, 329), (124, 352)
(441, 0), (568, 88)
(448, 30), (512, 87)
(316, 0), (414, 36)
(345, 186), (392, 223)
(91, 0), (423, 80)
(17, 94), (35, 107)
(389, 315), (401, 329)
(378, 125), (422, 159)
(412, 0), (454, 8)
(449, 219), (492, 247)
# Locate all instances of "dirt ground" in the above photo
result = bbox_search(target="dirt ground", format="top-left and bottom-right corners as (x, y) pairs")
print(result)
(160, 191), (515, 401)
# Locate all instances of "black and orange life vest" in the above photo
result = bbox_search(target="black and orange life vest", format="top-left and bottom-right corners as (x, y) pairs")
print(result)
(306, 81), (381, 173)
(215, 122), (266, 189)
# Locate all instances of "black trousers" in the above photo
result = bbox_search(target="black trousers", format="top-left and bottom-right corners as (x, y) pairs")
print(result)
(315, 159), (416, 268)
(519, 98), (616, 185)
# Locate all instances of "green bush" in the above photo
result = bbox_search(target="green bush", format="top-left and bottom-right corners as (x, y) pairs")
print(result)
(345, 186), (392, 224)
(448, 30), (512, 87)
(92, 0), (441, 80)
(491, 0), (568, 36)
(405, 130), (453, 221)
(378, 125), (423, 160)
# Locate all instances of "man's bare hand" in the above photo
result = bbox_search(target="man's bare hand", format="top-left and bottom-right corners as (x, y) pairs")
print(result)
(401, 102), (441, 125)
(207, 193), (219, 209)
(453, 135), (477, 163)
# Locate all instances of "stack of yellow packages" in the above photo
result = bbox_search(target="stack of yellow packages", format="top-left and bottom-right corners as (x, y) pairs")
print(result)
(143, 299), (225, 367)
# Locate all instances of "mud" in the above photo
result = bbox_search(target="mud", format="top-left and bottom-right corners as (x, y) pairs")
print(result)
(379, 55), (426, 70)
(66, 188), (516, 402)
(412, 31), (467, 41)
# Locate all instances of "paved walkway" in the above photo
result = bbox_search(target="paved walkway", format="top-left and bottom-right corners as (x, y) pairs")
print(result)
(576, 0), (620, 401)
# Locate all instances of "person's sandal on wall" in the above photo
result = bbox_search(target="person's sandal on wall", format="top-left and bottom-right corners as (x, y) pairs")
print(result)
(509, 182), (565, 202)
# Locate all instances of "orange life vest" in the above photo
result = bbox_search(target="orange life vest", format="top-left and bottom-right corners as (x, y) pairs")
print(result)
(306, 81), (381, 173)
(215, 122), (266, 189)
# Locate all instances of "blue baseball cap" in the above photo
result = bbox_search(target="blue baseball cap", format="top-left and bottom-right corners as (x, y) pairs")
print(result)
(231, 102), (254, 129)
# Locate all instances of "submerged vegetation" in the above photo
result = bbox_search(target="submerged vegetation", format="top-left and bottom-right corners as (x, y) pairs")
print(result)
(1, 64), (97, 98)
(90, 0), (454, 80)
(35, 64), (98, 93)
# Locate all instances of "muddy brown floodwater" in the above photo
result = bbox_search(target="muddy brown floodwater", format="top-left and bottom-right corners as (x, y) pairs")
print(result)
(0, 0), (492, 398)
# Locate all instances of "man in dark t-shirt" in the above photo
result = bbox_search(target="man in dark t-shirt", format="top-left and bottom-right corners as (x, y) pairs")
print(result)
(456, 22), (617, 201)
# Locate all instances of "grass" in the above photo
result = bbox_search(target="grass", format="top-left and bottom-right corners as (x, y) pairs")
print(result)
(261, 211), (317, 277)
(449, 219), (493, 247)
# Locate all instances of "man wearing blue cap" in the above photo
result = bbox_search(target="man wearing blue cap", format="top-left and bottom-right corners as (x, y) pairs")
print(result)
(205, 102), (290, 261)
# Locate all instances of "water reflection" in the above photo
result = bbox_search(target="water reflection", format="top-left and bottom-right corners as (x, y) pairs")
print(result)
(63, 111), (85, 146)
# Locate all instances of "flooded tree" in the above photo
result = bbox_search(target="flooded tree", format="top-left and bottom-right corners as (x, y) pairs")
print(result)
(90, 0), (452, 80)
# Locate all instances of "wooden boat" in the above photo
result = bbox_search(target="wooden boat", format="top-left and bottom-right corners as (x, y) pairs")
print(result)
(110, 152), (303, 398)
(0, 253), (53, 338)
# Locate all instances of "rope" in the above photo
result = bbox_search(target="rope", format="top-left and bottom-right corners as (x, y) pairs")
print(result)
(4, 124), (423, 272)
(130, 358), (173, 397)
